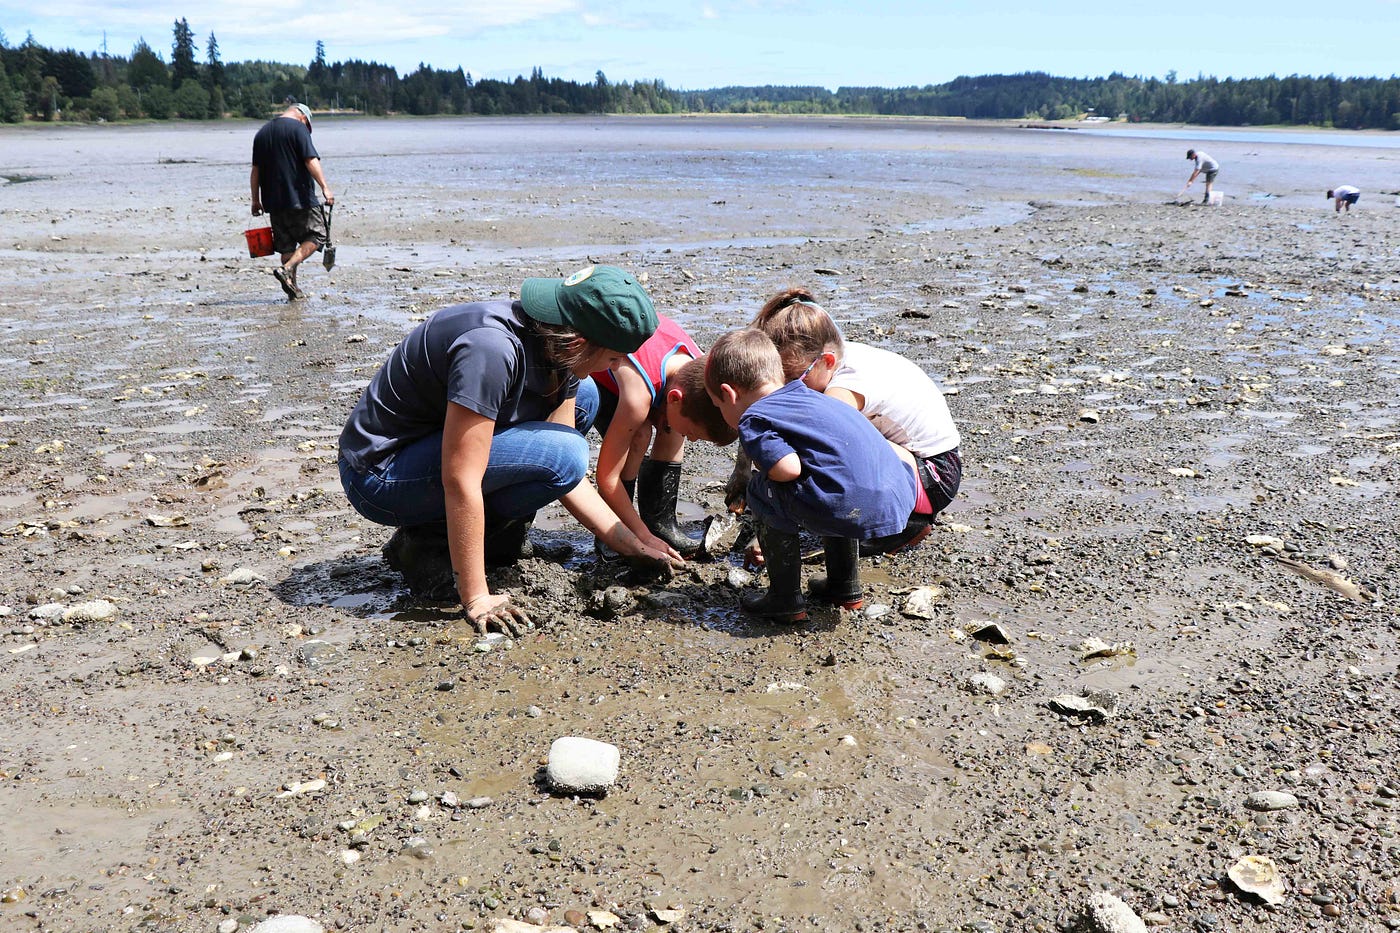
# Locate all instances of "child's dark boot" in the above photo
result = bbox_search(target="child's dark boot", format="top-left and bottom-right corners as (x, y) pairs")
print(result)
(740, 522), (808, 623)
(636, 458), (702, 558)
(809, 536), (864, 610)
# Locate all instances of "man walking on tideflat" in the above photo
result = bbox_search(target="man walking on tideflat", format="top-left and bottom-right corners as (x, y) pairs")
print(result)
(251, 102), (335, 300)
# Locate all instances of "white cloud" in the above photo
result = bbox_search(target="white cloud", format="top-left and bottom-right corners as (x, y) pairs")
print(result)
(2, 0), (581, 49)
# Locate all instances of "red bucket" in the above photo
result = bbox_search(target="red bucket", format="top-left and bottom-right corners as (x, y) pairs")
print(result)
(244, 226), (274, 258)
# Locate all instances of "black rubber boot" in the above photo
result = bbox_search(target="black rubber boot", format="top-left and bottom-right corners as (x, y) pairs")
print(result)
(808, 536), (864, 610)
(484, 513), (536, 567)
(382, 523), (457, 601)
(636, 458), (702, 558)
(740, 523), (808, 623)
(859, 516), (933, 557)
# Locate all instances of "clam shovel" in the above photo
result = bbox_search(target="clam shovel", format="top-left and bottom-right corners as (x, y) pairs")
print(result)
(322, 203), (336, 271)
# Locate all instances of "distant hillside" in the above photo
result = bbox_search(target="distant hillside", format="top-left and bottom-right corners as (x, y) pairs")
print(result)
(3, 22), (1397, 129)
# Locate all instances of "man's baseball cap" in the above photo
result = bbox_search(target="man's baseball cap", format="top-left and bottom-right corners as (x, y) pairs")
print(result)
(520, 265), (658, 353)
(1185, 149), (1195, 158)
(294, 103), (313, 130)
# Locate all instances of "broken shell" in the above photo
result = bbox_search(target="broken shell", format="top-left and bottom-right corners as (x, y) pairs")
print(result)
(1227, 854), (1286, 904)
(900, 585), (945, 620)
(1078, 637), (1136, 660)
(702, 512), (740, 555)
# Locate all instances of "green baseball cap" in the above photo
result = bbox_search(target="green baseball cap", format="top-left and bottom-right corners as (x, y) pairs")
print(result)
(519, 264), (658, 353)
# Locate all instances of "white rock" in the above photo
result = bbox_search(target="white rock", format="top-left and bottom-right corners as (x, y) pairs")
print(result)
(1244, 790), (1299, 811)
(219, 919), (239, 933)
(249, 917), (325, 933)
(339, 850), (361, 866)
(966, 672), (1007, 696)
(1079, 892), (1148, 933)
(28, 603), (66, 621)
(486, 920), (579, 933)
(546, 736), (619, 795)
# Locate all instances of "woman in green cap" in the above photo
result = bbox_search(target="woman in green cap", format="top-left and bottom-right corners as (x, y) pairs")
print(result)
(338, 265), (684, 635)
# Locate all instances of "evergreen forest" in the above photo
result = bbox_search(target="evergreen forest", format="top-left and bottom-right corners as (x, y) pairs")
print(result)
(3, 21), (1399, 130)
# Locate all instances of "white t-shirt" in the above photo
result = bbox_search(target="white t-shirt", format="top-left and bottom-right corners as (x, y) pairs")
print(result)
(828, 342), (961, 459)
(1332, 185), (1360, 197)
(1193, 152), (1219, 172)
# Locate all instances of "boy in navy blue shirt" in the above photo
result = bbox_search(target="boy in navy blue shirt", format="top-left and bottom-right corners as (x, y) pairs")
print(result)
(705, 328), (916, 621)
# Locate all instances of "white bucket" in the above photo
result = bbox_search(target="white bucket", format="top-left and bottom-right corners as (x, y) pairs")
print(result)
(1206, 191), (1224, 206)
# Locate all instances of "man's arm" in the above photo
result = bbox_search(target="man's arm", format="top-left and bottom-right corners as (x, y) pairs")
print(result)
(304, 157), (335, 205)
(250, 165), (262, 215)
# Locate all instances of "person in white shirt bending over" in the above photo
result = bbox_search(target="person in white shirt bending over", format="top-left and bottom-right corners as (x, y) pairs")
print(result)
(1185, 149), (1220, 204)
(1327, 185), (1360, 213)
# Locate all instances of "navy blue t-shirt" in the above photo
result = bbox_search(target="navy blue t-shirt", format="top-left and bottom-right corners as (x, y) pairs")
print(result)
(252, 115), (320, 211)
(741, 380), (914, 539)
(339, 301), (577, 472)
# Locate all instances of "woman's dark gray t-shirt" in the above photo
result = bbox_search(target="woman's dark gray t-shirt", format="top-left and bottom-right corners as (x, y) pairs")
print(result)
(338, 300), (576, 473)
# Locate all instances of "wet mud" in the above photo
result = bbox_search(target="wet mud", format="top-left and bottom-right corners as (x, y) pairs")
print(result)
(0, 117), (1397, 932)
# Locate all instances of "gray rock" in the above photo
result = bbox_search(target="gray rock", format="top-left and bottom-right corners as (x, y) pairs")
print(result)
(546, 736), (620, 795)
(1076, 892), (1148, 933)
(1048, 689), (1120, 721)
(474, 633), (512, 652)
(249, 918), (325, 933)
(297, 640), (344, 668)
(1244, 790), (1299, 812)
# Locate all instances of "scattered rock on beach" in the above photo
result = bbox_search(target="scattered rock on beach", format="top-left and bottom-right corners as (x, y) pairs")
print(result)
(546, 736), (620, 795)
(1244, 790), (1299, 811)
(1048, 689), (1120, 722)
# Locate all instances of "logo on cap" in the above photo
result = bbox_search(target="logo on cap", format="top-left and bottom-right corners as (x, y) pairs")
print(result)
(564, 266), (595, 287)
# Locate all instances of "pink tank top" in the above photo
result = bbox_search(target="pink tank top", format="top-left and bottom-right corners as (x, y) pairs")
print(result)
(590, 314), (700, 408)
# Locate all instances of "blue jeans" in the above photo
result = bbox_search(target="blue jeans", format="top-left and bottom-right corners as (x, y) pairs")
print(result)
(340, 379), (600, 528)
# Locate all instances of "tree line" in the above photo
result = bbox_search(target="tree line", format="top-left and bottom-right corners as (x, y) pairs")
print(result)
(3, 21), (1400, 130)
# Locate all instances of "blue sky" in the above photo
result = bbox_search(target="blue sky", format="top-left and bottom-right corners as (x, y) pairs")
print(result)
(2, 1), (1396, 90)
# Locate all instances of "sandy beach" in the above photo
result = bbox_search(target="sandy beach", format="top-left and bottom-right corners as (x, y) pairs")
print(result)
(0, 115), (1396, 932)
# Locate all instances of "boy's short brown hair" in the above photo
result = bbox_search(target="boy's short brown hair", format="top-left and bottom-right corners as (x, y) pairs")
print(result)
(704, 329), (784, 398)
(666, 356), (738, 444)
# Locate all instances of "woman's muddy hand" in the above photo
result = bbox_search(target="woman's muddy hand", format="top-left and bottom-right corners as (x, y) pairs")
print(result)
(626, 541), (682, 578)
(465, 593), (530, 637)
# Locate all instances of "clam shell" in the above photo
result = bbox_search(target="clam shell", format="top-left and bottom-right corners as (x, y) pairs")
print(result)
(1227, 854), (1286, 904)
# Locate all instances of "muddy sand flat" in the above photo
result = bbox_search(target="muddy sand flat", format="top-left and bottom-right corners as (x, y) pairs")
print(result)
(0, 117), (1396, 932)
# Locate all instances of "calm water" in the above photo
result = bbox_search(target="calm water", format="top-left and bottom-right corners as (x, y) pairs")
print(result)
(3, 116), (1395, 212)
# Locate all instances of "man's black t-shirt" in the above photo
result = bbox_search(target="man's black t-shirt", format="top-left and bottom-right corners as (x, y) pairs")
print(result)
(252, 116), (320, 211)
